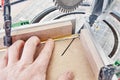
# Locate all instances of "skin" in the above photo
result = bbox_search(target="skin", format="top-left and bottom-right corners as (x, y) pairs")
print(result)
(0, 36), (74, 80)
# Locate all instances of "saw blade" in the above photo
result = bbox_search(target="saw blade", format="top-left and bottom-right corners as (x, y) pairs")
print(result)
(53, 0), (83, 13)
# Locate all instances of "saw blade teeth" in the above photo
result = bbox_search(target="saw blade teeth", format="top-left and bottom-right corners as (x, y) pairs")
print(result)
(65, 10), (68, 13)
(58, 8), (61, 11)
(66, 10), (70, 13)
(53, 0), (84, 13)
(77, 4), (79, 7)
(60, 8), (64, 12)
(64, 10), (67, 13)
(74, 8), (77, 11)
(65, 10), (68, 12)
(79, 2), (82, 5)
(56, 4), (62, 10)
(58, 7), (62, 11)
(57, 5), (61, 9)
(61, 8), (64, 12)
(55, 2), (57, 6)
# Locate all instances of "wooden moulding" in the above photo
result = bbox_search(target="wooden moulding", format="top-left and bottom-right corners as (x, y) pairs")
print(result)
(0, 21), (73, 49)
(80, 29), (104, 79)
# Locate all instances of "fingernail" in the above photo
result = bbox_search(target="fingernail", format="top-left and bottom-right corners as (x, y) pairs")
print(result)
(47, 39), (54, 44)
(48, 39), (54, 42)
(66, 72), (74, 79)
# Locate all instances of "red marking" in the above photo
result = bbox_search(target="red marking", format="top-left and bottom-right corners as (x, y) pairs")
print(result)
(1, 0), (4, 10)
(1, 0), (4, 7)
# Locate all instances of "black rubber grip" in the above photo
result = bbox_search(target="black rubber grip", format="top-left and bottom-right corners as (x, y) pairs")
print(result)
(4, 36), (12, 47)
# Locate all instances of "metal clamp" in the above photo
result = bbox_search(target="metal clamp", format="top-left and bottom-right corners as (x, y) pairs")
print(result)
(98, 64), (116, 80)
(3, 0), (12, 46)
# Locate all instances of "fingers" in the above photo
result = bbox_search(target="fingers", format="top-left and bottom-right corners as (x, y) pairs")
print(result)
(8, 40), (25, 66)
(0, 53), (8, 69)
(34, 39), (54, 72)
(58, 72), (74, 80)
(20, 36), (40, 65)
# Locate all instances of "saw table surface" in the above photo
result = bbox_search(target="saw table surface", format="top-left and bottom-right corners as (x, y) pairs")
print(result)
(47, 38), (96, 80)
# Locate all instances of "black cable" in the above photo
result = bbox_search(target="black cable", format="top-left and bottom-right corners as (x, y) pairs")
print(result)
(54, 12), (85, 20)
(31, 6), (86, 23)
(10, 0), (26, 5)
(0, 0), (26, 8)
(110, 12), (120, 22)
(31, 6), (57, 23)
(103, 20), (119, 58)
(81, 3), (90, 6)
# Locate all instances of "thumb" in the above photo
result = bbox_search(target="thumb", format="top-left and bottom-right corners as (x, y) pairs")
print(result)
(58, 72), (74, 80)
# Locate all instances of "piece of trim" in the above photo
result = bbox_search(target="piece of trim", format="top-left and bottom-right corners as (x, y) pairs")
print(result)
(0, 21), (73, 49)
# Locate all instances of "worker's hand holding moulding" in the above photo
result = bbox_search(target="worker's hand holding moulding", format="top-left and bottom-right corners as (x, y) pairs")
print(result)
(0, 36), (74, 80)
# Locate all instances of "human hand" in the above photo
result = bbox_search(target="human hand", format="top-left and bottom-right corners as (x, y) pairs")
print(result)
(0, 36), (74, 80)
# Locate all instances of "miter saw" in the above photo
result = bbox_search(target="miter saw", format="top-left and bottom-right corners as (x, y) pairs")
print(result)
(2, 0), (119, 80)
